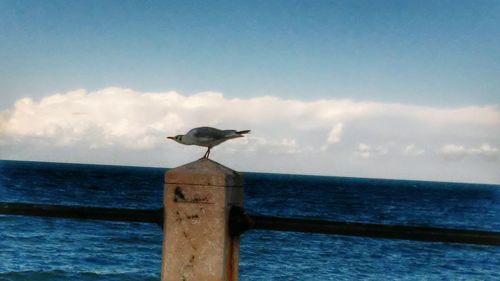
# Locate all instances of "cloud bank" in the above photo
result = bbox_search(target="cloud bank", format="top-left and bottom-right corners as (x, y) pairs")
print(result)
(1, 87), (499, 183)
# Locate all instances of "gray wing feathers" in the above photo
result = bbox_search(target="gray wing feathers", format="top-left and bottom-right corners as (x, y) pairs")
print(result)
(191, 127), (247, 139)
(191, 127), (226, 139)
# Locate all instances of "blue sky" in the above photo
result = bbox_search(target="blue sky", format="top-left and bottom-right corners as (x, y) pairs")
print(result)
(1, 1), (499, 183)
(1, 0), (499, 108)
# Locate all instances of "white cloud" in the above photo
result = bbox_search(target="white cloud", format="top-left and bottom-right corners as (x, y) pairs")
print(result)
(327, 123), (344, 144)
(355, 143), (389, 159)
(403, 144), (425, 156)
(1, 87), (499, 183)
(439, 143), (500, 161)
(222, 136), (300, 154)
(320, 122), (344, 151)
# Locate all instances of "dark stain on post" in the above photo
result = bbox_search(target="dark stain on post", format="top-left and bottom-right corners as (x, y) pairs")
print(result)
(175, 210), (182, 222)
(186, 213), (199, 220)
(174, 186), (186, 202)
(190, 196), (210, 204)
(183, 231), (197, 251)
(174, 187), (213, 204)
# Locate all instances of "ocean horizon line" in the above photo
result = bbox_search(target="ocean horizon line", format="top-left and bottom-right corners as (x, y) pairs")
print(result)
(2, 158), (499, 187)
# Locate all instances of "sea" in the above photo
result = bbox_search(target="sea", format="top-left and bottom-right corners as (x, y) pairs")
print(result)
(0, 160), (499, 281)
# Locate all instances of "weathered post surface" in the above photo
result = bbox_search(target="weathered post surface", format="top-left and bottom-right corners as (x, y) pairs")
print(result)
(161, 158), (244, 281)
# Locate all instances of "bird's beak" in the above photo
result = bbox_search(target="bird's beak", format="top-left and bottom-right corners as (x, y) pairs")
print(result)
(167, 136), (174, 140)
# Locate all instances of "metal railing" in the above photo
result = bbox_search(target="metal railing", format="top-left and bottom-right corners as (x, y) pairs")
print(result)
(1, 202), (499, 246)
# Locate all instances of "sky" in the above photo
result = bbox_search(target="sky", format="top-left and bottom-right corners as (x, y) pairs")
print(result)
(0, 1), (499, 184)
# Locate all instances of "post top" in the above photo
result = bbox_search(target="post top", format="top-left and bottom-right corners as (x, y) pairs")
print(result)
(165, 158), (243, 187)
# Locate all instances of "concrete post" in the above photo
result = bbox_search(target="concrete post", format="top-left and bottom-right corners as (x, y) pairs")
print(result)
(161, 158), (244, 281)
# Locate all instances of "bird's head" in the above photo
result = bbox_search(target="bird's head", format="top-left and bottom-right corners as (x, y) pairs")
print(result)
(167, 135), (184, 144)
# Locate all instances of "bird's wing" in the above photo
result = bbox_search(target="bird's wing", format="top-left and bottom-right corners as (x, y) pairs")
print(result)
(191, 127), (226, 139)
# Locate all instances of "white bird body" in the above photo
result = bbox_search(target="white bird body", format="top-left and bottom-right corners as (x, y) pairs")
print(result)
(167, 127), (250, 158)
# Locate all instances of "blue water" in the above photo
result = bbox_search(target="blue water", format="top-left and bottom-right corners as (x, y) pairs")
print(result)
(1, 160), (499, 280)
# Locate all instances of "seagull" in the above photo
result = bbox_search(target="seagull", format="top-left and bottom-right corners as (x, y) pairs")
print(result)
(167, 126), (251, 158)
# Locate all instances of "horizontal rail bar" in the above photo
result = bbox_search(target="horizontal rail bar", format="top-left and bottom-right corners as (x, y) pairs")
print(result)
(0, 202), (163, 226)
(229, 207), (500, 246)
(2, 203), (500, 246)
(251, 215), (500, 246)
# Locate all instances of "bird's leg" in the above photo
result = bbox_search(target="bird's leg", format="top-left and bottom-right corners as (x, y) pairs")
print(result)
(201, 147), (210, 159)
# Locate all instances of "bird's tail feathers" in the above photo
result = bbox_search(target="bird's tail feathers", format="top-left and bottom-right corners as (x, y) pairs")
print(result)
(236, 130), (251, 135)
